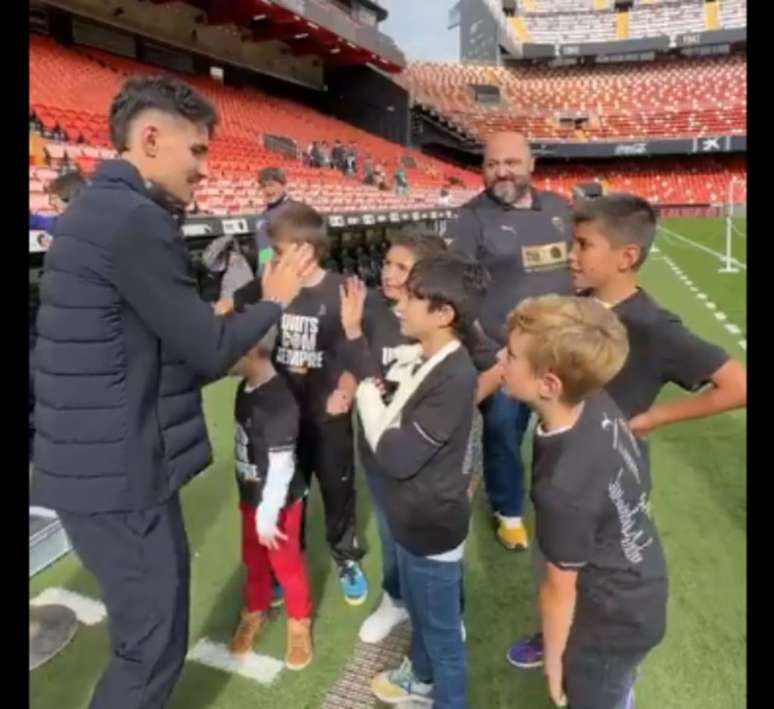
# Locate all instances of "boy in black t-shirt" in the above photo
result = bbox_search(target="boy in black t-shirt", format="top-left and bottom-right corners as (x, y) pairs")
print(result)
(508, 193), (747, 672)
(339, 231), (501, 645)
(225, 203), (368, 606)
(346, 254), (487, 708)
(228, 327), (313, 670)
(502, 295), (668, 709)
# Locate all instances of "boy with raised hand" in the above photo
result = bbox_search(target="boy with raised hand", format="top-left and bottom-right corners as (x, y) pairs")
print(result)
(349, 253), (488, 708)
(339, 231), (500, 645)
(337, 230), (447, 643)
(228, 326), (313, 670)
(502, 295), (667, 709)
(508, 193), (747, 672)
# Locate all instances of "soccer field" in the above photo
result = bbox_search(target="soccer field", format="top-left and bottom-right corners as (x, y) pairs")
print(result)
(30, 218), (747, 709)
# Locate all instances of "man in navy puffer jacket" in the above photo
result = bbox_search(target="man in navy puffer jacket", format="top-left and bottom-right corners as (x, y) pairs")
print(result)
(31, 76), (313, 709)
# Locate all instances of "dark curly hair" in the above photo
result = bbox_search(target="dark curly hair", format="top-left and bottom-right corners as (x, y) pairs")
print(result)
(109, 75), (217, 153)
(406, 252), (490, 351)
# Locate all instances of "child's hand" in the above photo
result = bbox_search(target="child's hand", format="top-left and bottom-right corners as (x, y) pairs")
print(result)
(629, 411), (656, 439)
(255, 511), (288, 551)
(259, 527), (288, 551)
(338, 371), (357, 398)
(214, 296), (234, 316)
(326, 388), (353, 416)
(340, 276), (366, 339)
(544, 661), (567, 707)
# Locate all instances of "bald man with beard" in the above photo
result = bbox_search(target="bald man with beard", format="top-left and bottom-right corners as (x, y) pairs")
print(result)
(448, 132), (574, 552)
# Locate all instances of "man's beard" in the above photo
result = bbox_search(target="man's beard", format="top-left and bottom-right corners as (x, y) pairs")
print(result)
(489, 178), (530, 205)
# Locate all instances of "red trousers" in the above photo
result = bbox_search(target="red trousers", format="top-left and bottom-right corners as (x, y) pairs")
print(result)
(239, 500), (313, 619)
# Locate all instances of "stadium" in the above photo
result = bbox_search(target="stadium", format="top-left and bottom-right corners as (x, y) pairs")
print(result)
(29, 1), (746, 708)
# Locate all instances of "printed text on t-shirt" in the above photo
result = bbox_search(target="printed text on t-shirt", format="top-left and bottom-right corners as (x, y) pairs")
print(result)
(276, 314), (324, 370)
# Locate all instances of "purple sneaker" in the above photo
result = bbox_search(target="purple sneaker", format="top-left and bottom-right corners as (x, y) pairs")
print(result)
(506, 632), (544, 669)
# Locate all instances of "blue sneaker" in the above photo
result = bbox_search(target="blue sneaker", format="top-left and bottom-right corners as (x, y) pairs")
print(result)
(339, 561), (368, 606)
(270, 580), (284, 609)
(506, 632), (544, 669)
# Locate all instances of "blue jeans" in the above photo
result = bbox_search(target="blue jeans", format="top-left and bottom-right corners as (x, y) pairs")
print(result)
(479, 388), (532, 517)
(564, 644), (644, 709)
(396, 543), (467, 709)
(364, 465), (402, 602)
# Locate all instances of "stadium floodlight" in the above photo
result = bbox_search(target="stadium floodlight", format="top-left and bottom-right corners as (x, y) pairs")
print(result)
(719, 178), (743, 274)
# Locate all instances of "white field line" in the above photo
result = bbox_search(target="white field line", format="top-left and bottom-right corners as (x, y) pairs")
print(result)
(30, 588), (106, 626)
(660, 255), (747, 353)
(30, 588), (285, 685)
(658, 225), (747, 271)
(187, 638), (284, 685)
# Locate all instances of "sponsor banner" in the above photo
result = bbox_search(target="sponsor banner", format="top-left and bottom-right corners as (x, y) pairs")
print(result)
(560, 36), (670, 58)
(676, 28), (746, 48)
(532, 135), (743, 159)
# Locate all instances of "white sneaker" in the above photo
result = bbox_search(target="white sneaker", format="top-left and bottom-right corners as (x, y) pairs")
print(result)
(359, 593), (409, 644)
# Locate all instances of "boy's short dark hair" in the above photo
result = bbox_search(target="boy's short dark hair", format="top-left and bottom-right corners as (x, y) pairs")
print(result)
(573, 193), (657, 270)
(387, 229), (447, 263)
(49, 171), (86, 203)
(268, 202), (329, 262)
(258, 166), (286, 186)
(406, 253), (490, 348)
(109, 76), (217, 153)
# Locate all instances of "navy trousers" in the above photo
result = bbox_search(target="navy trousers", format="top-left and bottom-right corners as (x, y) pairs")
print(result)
(57, 494), (190, 709)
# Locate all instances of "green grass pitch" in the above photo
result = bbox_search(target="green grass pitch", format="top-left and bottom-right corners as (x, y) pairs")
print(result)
(30, 218), (746, 709)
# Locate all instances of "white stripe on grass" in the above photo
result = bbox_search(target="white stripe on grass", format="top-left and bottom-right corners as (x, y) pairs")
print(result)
(187, 639), (284, 685)
(30, 588), (106, 626)
(658, 225), (747, 271)
(658, 253), (746, 353)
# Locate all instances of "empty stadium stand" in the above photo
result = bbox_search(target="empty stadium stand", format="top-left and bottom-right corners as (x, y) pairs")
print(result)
(533, 155), (746, 206)
(512, 0), (745, 45)
(400, 54), (746, 141)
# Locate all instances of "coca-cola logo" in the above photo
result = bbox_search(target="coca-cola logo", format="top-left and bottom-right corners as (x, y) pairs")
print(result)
(614, 143), (648, 156)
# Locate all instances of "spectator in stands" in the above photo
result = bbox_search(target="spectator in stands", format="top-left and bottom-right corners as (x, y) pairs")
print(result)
(51, 122), (68, 142)
(29, 170), (86, 233)
(331, 139), (346, 173)
(363, 156), (375, 186)
(76, 132), (86, 145)
(437, 187), (451, 207)
(394, 165), (408, 196)
(375, 163), (388, 191)
(319, 141), (331, 168)
(309, 141), (323, 169)
(346, 141), (358, 177)
(31, 75), (315, 709)
(254, 166), (305, 275)
(29, 110), (43, 134)
(447, 131), (574, 553)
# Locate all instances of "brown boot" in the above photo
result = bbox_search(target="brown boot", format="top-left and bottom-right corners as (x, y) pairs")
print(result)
(229, 609), (265, 656)
(285, 618), (313, 670)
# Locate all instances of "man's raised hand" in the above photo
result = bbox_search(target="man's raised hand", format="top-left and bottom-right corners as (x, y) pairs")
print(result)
(261, 243), (316, 308)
